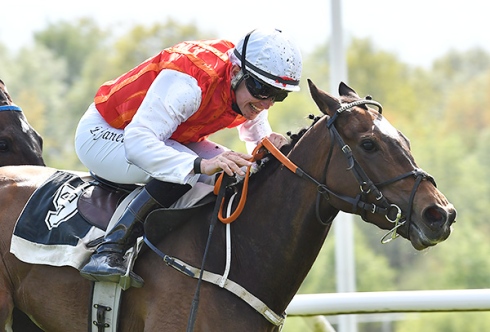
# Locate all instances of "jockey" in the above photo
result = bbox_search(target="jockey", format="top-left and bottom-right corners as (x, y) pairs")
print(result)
(75, 28), (302, 284)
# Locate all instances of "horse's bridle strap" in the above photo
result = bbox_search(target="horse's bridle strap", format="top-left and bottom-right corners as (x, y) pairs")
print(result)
(0, 105), (22, 112)
(259, 138), (394, 219)
(218, 137), (392, 223)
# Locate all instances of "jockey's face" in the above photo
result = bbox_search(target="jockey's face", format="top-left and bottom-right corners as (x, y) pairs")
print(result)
(234, 79), (275, 120)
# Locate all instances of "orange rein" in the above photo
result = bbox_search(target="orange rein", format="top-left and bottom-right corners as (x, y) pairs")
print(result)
(213, 138), (299, 224)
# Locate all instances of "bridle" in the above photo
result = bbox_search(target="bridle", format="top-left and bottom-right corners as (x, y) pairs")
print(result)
(214, 97), (436, 242)
(0, 105), (22, 112)
(266, 97), (436, 243)
(315, 97), (436, 242)
(219, 97), (436, 243)
(179, 97), (438, 330)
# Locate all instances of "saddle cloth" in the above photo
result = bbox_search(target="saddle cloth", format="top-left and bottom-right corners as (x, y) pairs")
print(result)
(10, 170), (214, 269)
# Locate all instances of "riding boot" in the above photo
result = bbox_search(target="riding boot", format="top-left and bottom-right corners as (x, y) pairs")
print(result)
(79, 180), (191, 284)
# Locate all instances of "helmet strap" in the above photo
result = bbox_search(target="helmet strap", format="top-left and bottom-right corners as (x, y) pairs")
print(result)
(231, 30), (253, 91)
(231, 69), (247, 90)
(241, 30), (253, 76)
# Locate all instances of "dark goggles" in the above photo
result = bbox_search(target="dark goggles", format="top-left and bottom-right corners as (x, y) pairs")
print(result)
(244, 74), (289, 102)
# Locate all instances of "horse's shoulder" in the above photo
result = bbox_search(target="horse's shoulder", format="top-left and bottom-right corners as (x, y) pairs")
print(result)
(0, 166), (59, 187)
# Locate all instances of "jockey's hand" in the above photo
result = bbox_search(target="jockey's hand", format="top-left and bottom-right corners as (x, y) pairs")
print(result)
(266, 132), (289, 150)
(200, 151), (253, 176)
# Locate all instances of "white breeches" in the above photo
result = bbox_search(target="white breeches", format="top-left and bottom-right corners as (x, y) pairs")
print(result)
(74, 104), (226, 185)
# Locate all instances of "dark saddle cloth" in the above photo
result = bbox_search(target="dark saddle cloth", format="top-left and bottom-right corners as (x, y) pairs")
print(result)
(10, 170), (215, 269)
(13, 171), (131, 245)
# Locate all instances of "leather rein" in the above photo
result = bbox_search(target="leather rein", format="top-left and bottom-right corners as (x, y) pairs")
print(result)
(217, 98), (436, 242)
(182, 98), (437, 330)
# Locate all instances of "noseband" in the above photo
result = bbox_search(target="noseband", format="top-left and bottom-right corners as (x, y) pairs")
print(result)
(315, 98), (435, 242)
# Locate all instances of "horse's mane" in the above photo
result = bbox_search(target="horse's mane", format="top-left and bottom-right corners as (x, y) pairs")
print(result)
(246, 114), (325, 187)
(246, 95), (369, 187)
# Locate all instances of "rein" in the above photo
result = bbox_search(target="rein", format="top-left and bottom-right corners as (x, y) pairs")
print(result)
(216, 98), (435, 241)
(181, 98), (436, 329)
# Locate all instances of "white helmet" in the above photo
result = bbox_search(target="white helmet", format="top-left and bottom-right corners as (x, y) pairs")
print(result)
(233, 28), (302, 92)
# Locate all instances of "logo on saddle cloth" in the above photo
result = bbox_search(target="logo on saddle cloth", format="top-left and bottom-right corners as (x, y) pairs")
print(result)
(10, 170), (135, 269)
(14, 170), (127, 247)
(45, 180), (90, 230)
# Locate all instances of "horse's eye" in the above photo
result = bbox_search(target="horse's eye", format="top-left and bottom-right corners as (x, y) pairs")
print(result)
(0, 140), (8, 152)
(361, 139), (377, 152)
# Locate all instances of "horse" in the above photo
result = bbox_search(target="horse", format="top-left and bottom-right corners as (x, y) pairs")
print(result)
(0, 79), (46, 332)
(0, 80), (456, 331)
(0, 79), (45, 167)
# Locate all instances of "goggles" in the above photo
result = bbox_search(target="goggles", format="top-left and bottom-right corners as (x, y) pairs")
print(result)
(244, 74), (289, 102)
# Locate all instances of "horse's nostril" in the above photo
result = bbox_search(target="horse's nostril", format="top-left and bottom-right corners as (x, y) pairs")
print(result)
(429, 207), (442, 221)
(424, 205), (457, 228)
(424, 206), (445, 224)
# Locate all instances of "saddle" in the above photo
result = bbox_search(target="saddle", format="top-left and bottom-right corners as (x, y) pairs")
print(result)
(81, 173), (216, 243)
(78, 174), (137, 231)
(10, 170), (216, 269)
(9, 169), (248, 331)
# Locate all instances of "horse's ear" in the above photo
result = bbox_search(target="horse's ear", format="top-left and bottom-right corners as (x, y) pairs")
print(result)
(307, 79), (341, 116)
(0, 80), (12, 103)
(338, 81), (360, 99)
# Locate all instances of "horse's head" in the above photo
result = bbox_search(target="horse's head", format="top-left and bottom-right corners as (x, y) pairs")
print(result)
(0, 79), (45, 166)
(307, 79), (456, 250)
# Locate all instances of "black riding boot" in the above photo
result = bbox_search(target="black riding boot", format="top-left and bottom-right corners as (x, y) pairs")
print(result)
(79, 180), (191, 284)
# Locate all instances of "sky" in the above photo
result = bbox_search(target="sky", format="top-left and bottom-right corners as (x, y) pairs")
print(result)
(1, 0), (489, 68)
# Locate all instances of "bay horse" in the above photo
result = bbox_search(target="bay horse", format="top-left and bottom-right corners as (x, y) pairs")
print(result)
(0, 80), (456, 331)
(0, 79), (44, 167)
(0, 79), (45, 332)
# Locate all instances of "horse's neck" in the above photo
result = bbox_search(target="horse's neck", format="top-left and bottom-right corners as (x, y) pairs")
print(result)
(229, 124), (335, 312)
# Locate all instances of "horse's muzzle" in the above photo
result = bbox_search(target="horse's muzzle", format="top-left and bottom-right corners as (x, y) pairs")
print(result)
(409, 203), (457, 250)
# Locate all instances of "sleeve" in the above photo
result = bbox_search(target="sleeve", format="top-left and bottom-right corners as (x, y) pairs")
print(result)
(236, 110), (273, 153)
(123, 69), (202, 185)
